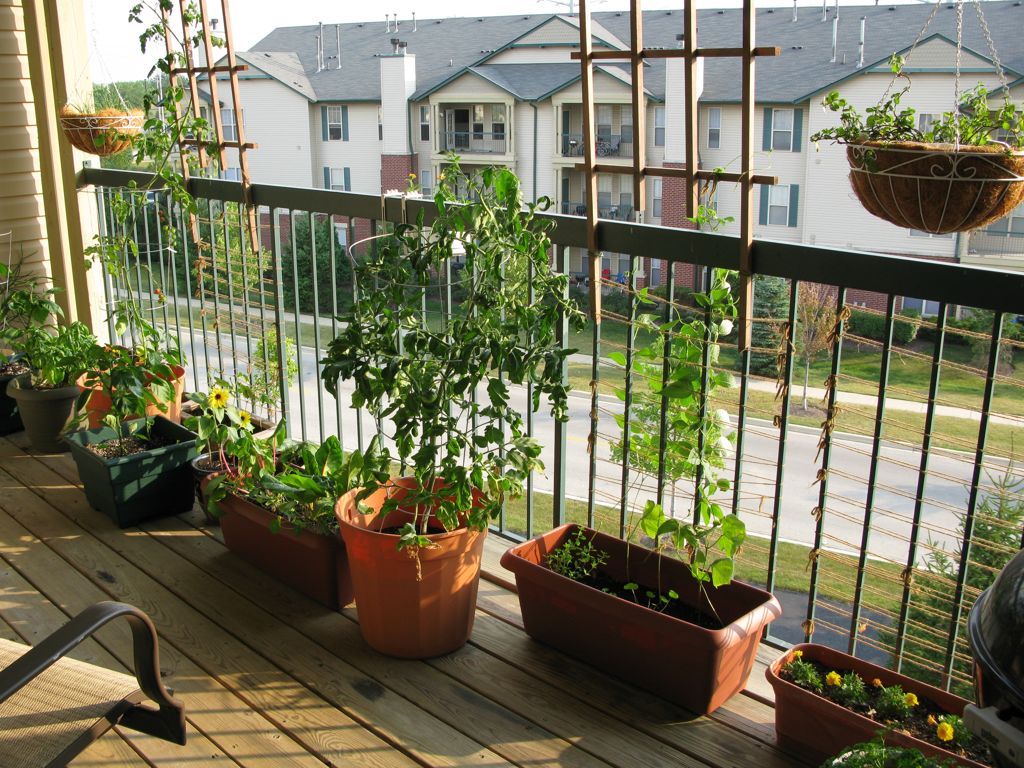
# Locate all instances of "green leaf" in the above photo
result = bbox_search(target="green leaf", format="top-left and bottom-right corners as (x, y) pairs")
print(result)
(710, 558), (734, 588)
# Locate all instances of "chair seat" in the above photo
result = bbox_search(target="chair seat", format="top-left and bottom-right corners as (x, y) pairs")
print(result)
(0, 637), (141, 768)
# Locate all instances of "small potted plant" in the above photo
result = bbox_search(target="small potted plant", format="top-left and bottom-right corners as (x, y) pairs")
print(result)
(325, 161), (585, 658)
(6, 318), (97, 452)
(811, 55), (1024, 234)
(59, 103), (144, 157)
(501, 269), (781, 715)
(66, 333), (199, 528)
(767, 644), (990, 767)
(823, 734), (962, 768)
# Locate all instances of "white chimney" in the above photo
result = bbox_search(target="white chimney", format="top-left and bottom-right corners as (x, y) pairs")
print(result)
(857, 16), (865, 68)
(385, 15), (390, 32)
(412, 12), (417, 32)
(822, 0), (827, 22)
(664, 39), (704, 165)
(793, 0), (798, 22)
(335, 24), (342, 69)
(380, 42), (416, 155)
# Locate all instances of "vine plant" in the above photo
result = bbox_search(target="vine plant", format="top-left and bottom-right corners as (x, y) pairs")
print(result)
(322, 159), (586, 552)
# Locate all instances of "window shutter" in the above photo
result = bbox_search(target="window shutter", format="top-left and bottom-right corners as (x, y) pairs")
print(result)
(321, 106), (328, 141)
(792, 108), (803, 152)
(788, 184), (800, 227)
(323, 167), (331, 189)
(341, 106), (349, 141)
(759, 185), (769, 225)
(762, 108), (773, 151)
(343, 168), (351, 191)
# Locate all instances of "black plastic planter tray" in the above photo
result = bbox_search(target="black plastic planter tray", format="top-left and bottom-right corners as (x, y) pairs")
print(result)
(67, 416), (199, 528)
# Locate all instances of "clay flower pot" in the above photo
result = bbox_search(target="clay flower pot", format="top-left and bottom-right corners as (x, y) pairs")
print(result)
(501, 523), (782, 715)
(767, 643), (987, 767)
(219, 492), (353, 610)
(6, 378), (81, 452)
(335, 477), (487, 659)
(79, 364), (187, 429)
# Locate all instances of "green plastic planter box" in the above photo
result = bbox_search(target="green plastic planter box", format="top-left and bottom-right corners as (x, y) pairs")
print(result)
(67, 416), (199, 528)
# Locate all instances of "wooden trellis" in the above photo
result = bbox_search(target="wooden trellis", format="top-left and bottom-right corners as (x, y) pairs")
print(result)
(574, 0), (779, 350)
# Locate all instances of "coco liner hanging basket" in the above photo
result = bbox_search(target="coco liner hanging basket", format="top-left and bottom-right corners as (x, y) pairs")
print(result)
(59, 107), (144, 157)
(847, 140), (1024, 234)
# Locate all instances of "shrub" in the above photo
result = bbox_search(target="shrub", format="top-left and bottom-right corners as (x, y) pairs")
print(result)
(847, 308), (920, 346)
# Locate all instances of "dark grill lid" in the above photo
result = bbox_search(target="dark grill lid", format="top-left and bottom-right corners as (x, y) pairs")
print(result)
(969, 547), (1024, 712)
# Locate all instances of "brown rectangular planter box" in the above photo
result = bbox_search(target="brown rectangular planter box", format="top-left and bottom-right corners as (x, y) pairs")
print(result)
(501, 523), (782, 714)
(766, 643), (987, 767)
(219, 493), (353, 611)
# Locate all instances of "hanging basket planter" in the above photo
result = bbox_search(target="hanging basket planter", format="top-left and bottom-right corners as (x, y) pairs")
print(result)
(846, 140), (1024, 235)
(59, 106), (144, 157)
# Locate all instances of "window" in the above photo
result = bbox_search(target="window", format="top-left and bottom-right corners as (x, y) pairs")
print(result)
(985, 204), (1024, 237)
(597, 105), (612, 141)
(378, 107), (383, 141)
(221, 108), (237, 142)
(909, 229), (953, 239)
(221, 167), (241, 181)
(420, 169), (433, 196)
(917, 113), (939, 137)
(620, 114), (633, 145)
(334, 223), (349, 249)
(419, 106), (430, 142)
(597, 174), (612, 213)
(323, 105), (347, 141)
(652, 177), (663, 218)
(707, 107), (721, 149)
(472, 122), (484, 140)
(768, 184), (790, 225)
(771, 108), (793, 151)
(491, 105), (506, 140)
(654, 106), (665, 147)
(324, 167), (350, 191)
(902, 297), (942, 317)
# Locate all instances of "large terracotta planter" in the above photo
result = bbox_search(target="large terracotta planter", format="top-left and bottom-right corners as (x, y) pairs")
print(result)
(501, 523), (782, 714)
(335, 478), (487, 659)
(79, 364), (187, 429)
(767, 643), (987, 768)
(6, 379), (81, 452)
(220, 492), (352, 610)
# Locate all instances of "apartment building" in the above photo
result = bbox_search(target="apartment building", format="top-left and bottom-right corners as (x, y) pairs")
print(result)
(202, 3), (1024, 300)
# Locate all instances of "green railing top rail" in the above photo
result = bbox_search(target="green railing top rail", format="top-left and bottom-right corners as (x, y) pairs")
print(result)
(79, 166), (1024, 315)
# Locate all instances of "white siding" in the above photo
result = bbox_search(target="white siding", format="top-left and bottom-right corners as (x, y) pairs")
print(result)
(313, 103), (383, 195)
(897, 37), (992, 70)
(513, 101), (555, 204)
(513, 17), (579, 46)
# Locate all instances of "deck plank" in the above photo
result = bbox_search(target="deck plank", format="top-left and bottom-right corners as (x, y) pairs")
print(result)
(0, 508), (320, 767)
(0, 449), (420, 768)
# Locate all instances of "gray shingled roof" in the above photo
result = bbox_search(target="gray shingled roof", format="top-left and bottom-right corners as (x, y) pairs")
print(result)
(245, 3), (1024, 105)
(465, 63), (581, 101)
(236, 51), (314, 101)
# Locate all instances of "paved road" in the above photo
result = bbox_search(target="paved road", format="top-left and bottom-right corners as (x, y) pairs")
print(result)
(181, 329), (1014, 566)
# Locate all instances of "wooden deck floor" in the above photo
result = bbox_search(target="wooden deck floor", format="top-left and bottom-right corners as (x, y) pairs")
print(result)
(0, 432), (808, 768)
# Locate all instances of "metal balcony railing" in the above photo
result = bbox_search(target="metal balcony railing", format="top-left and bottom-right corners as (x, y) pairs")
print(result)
(81, 166), (1024, 696)
(439, 131), (507, 154)
(560, 133), (634, 158)
(561, 201), (634, 221)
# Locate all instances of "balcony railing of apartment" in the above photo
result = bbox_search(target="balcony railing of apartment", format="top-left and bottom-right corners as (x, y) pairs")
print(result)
(440, 131), (507, 154)
(561, 200), (634, 221)
(561, 133), (633, 158)
(82, 166), (1024, 696)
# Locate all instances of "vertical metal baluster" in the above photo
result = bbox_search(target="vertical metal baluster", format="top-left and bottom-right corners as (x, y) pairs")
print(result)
(270, 209), (292, 432)
(139, 192), (156, 328)
(804, 287), (847, 642)
(150, 194), (170, 333)
(587, 253), (601, 529)
(255, 207), (274, 422)
(207, 198), (226, 375)
(97, 188), (117, 343)
(309, 212), (326, 443)
(525, 248), (536, 538)
(849, 294), (898, 656)
(221, 204), (241, 377)
(290, 211), (308, 442)
(163, 190), (183, 364)
(177, 198), (202, 393)
(552, 244), (569, 528)
(655, 278), (676, 507)
(618, 255), (638, 538)
(942, 311), (1003, 688)
(694, 266), (713, 525)
(235, 204), (255, 413)
(355, 220), (370, 453)
(766, 279), (799, 596)
(730, 338), (752, 517)
(894, 302), (947, 671)
(329, 215), (343, 444)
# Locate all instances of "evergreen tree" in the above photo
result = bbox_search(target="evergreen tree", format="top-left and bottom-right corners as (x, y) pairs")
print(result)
(749, 275), (789, 376)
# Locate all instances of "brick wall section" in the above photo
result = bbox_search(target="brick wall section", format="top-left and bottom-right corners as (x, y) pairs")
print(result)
(644, 161), (699, 291)
(381, 154), (417, 194)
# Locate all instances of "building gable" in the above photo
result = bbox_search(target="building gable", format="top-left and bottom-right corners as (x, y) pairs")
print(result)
(867, 35), (998, 73)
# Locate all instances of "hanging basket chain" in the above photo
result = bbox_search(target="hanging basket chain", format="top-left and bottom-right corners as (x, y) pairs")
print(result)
(971, 0), (1013, 108)
(878, 0), (942, 106)
(954, 0), (964, 150)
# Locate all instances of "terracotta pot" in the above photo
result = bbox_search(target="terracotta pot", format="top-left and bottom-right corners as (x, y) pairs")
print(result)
(80, 364), (187, 429)
(501, 523), (782, 715)
(767, 643), (986, 767)
(335, 478), (487, 659)
(219, 492), (352, 610)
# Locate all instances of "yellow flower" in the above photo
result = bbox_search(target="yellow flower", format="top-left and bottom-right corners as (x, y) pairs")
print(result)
(905, 693), (919, 707)
(936, 722), (954, 742)
(791, 650), (803, 660)
(239, 410), (252, 428)
(927, 715), (938, 726)
(871, 678), (883, 688)
(825, 671), (842, 687)
(209, 387), (230, 409)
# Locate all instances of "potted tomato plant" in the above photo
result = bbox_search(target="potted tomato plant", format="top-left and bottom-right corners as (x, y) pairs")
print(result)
(502, 268), (780, 714)
(324, 161), (585, 658)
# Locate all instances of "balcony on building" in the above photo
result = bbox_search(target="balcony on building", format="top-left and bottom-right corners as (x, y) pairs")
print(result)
(437, 103), (510, 156)
(557, 103), (635, 159)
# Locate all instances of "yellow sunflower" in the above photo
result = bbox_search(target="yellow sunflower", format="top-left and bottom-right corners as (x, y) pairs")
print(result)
(239, 410), (252, 429)
(209, 386), (230, 409)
